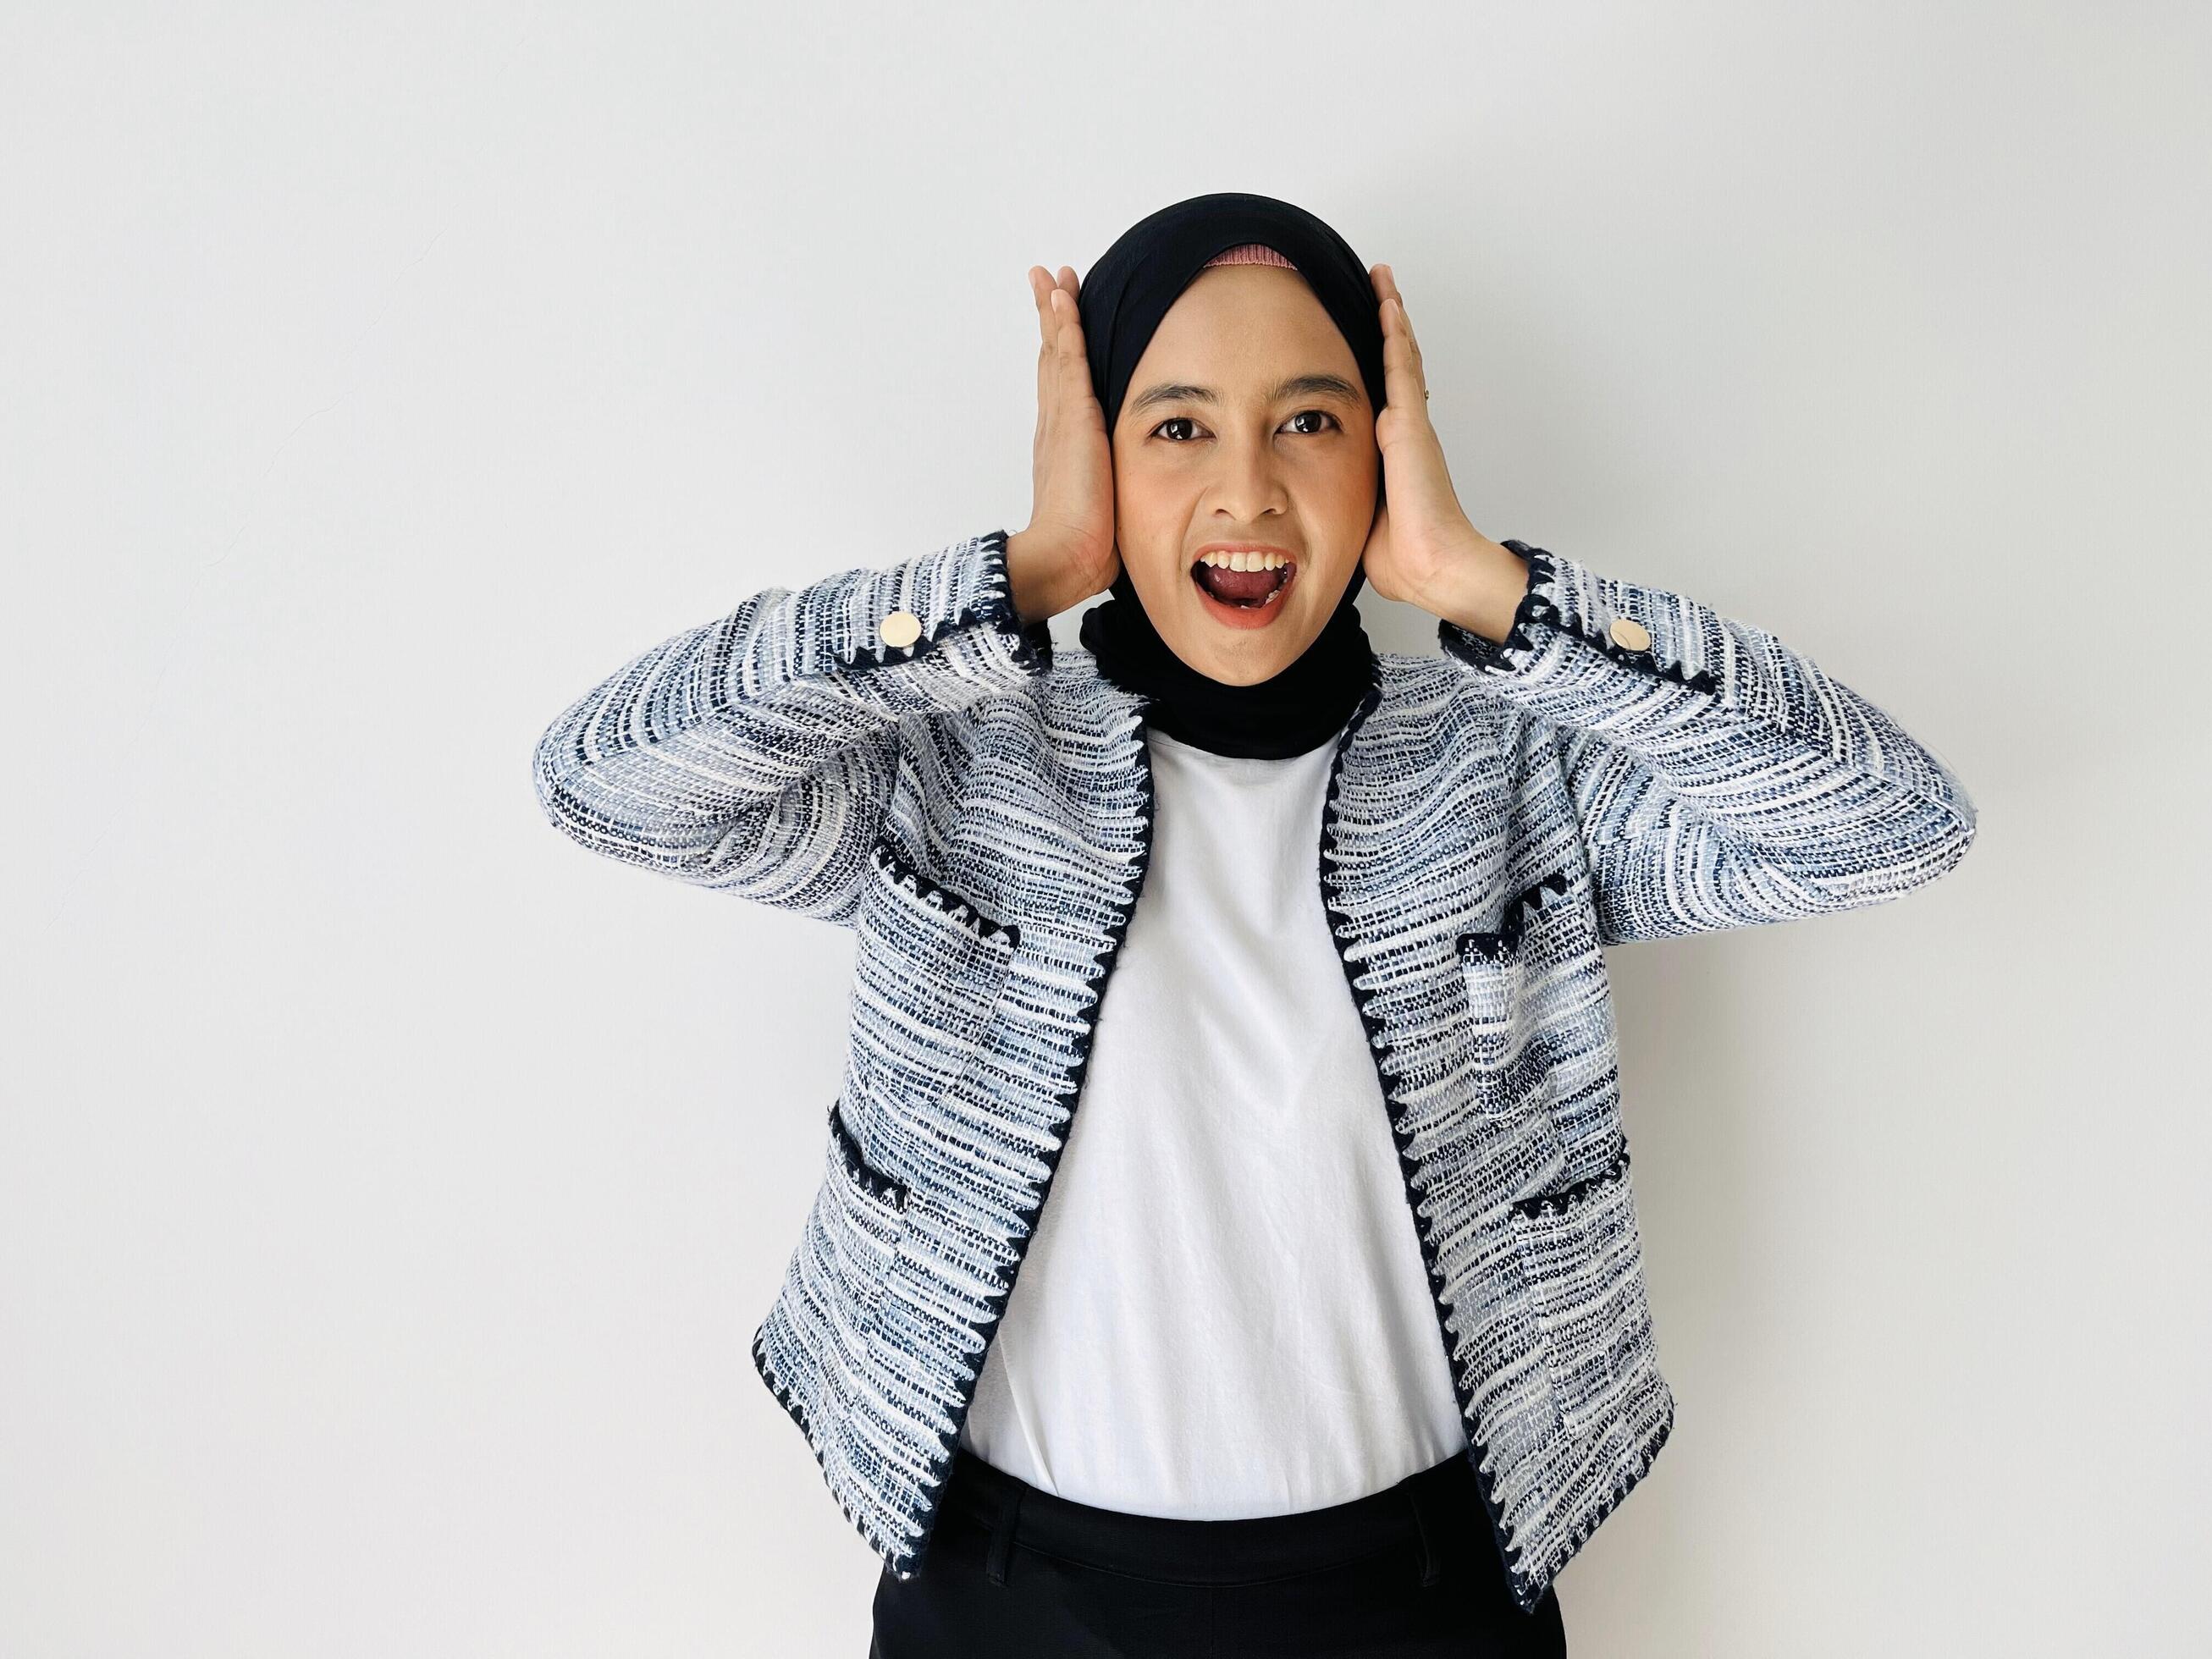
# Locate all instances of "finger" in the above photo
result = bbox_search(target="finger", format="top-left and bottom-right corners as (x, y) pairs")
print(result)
(1050, 286), (1089, 396)
(1378, 268), (1421, 364)
(1032, 266), (1058, 351)
(1053, 267), (1085, 394)
(1032, 269), (1057, 431)
(1034, 267), (1063, 426)
(1380, 294), (1415, 384)
(1380, 294), (1430, 419)
(1398, 298), (1428, 397)
(1373, 267), (1426, 395)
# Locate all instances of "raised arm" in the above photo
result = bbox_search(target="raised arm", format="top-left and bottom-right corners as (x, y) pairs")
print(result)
(1354, 262), (1976, 945)
(1438, 539), (1977, 943)
(532, 262), (1121, 925)
(529, 528), (1051, 925)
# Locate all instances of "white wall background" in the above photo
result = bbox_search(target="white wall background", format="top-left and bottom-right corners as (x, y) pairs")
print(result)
(5, 3), (2206, 1655)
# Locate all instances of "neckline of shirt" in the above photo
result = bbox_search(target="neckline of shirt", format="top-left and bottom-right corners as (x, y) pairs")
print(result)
(1147, 727), (1336, 770)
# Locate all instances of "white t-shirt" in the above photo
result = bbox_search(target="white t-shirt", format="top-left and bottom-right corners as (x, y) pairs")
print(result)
(957, 725), (1468, 1518)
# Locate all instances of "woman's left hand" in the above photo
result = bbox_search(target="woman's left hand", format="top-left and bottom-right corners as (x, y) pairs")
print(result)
(1358, 265), (1527, 635)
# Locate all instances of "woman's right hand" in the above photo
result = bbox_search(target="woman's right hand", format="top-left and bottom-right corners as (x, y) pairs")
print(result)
(1007, 266), (1118, 626)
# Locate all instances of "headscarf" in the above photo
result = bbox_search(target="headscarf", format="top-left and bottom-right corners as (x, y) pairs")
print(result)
(1073, 191), (1386, 759)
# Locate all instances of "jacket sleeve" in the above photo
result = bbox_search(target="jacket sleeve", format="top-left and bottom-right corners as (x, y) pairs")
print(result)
(531, 527), (1051, 926)
(1438, 540), (1978, 945)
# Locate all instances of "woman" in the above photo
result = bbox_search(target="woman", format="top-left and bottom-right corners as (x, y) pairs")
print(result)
(531, 192), (1977, 1656)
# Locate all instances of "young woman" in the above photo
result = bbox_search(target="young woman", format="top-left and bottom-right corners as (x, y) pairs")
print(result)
(532, 193), (1977, 1657)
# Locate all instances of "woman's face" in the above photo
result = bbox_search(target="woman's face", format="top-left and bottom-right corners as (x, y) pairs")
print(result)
(1109, 264), (1379, 684)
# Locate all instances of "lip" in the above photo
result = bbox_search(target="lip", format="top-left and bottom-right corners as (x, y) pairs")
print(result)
(1189, 543), (1299, 630)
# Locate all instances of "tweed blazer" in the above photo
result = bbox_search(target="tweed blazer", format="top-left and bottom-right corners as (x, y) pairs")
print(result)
(530, 526), (1976, 1614)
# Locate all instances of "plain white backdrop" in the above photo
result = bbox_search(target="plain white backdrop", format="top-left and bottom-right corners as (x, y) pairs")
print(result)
(5, 3), (2207, 1655)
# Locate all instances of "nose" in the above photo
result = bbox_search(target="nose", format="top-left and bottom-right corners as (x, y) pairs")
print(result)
(1208, 422), (1289, 526)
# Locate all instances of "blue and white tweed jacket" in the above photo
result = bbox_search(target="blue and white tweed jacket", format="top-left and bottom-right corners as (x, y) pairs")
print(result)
(530, 526), (1975, 1613)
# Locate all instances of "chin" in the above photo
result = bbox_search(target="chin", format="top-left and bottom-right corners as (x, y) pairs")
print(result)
(1167, 609), (1321, 684)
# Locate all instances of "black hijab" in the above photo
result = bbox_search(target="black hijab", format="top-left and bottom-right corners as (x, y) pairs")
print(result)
(1074, 192), (1387, 759)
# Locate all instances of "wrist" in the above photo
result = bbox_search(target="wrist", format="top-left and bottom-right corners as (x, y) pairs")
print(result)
(1005, 528), (1054, 626)
(1006, 526), (1104, 626)
(1422, 536), (1530, 644)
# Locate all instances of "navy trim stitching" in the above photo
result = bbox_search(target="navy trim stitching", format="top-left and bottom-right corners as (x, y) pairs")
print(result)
(1500, 1120), (1673, 1590)
(1457, 868), (1574, 962)
(1318, 662), (1548, 1616)
(868, 839), (1020, 949)
(1510, 1133), (1632, 1221)
(1438, 540), (1722, 698)
(880, 690), (1159, 1585)
(751, 1107), (917, 1562)
(828, 1096), (909, 1210)
(1528, 1396), (1674, 1588)
(749, 1327), (908, 1562)
(836, 529), (1056, 678)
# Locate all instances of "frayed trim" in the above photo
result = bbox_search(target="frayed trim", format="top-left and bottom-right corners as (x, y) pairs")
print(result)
(868, 838), (1020, 948)
(836, 529), (1056, 678)
(749, 1325), (922, 1575)
(828, 1096), (911, 1210)
(1523, 1391), (1676, 1596)
(1439, 540), (1722, 699)
(1492, 541), (1563, 659)
(874, 690), (1159, 1586)
(1457, 868), (1575, 963)
(1510, 1133), (1632, 1221)
(1317, 663), (1549, 1614)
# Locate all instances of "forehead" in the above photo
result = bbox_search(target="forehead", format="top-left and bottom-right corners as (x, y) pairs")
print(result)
(1133, 265), (1356, 380)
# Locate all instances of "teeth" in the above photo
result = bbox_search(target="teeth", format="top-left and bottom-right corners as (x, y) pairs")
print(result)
(1196, 550), (1288, 571)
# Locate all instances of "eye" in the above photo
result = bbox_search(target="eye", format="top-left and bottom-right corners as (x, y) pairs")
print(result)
(1146, 410), (1343, 443)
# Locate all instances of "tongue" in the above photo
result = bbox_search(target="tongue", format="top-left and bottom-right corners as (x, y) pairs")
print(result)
(1196, 563), (1283, 604)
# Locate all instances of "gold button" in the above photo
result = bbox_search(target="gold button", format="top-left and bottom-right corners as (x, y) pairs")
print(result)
(877, 609), (922, 649)
(1608, 615), (1652, 653)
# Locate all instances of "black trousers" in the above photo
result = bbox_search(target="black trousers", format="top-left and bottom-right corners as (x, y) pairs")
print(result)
(869, 1445), (1568, 1657)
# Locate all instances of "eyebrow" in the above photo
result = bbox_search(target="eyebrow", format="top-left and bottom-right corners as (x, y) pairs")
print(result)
(1127, 372), (1364, 414)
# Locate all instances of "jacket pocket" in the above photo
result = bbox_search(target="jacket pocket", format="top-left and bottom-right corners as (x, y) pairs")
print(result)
(1454, 868), (1580, 1115)
(1508, 1133), (1659, 1438)
(849, 833), (1019, 1108)
(812, 1095), (912, 1345)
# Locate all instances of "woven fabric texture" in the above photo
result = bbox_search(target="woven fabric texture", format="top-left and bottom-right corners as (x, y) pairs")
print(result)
(530, 529), (1976, 1612)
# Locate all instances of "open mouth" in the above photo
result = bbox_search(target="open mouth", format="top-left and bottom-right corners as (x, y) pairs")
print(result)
(1189, 549), (1296, 614)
